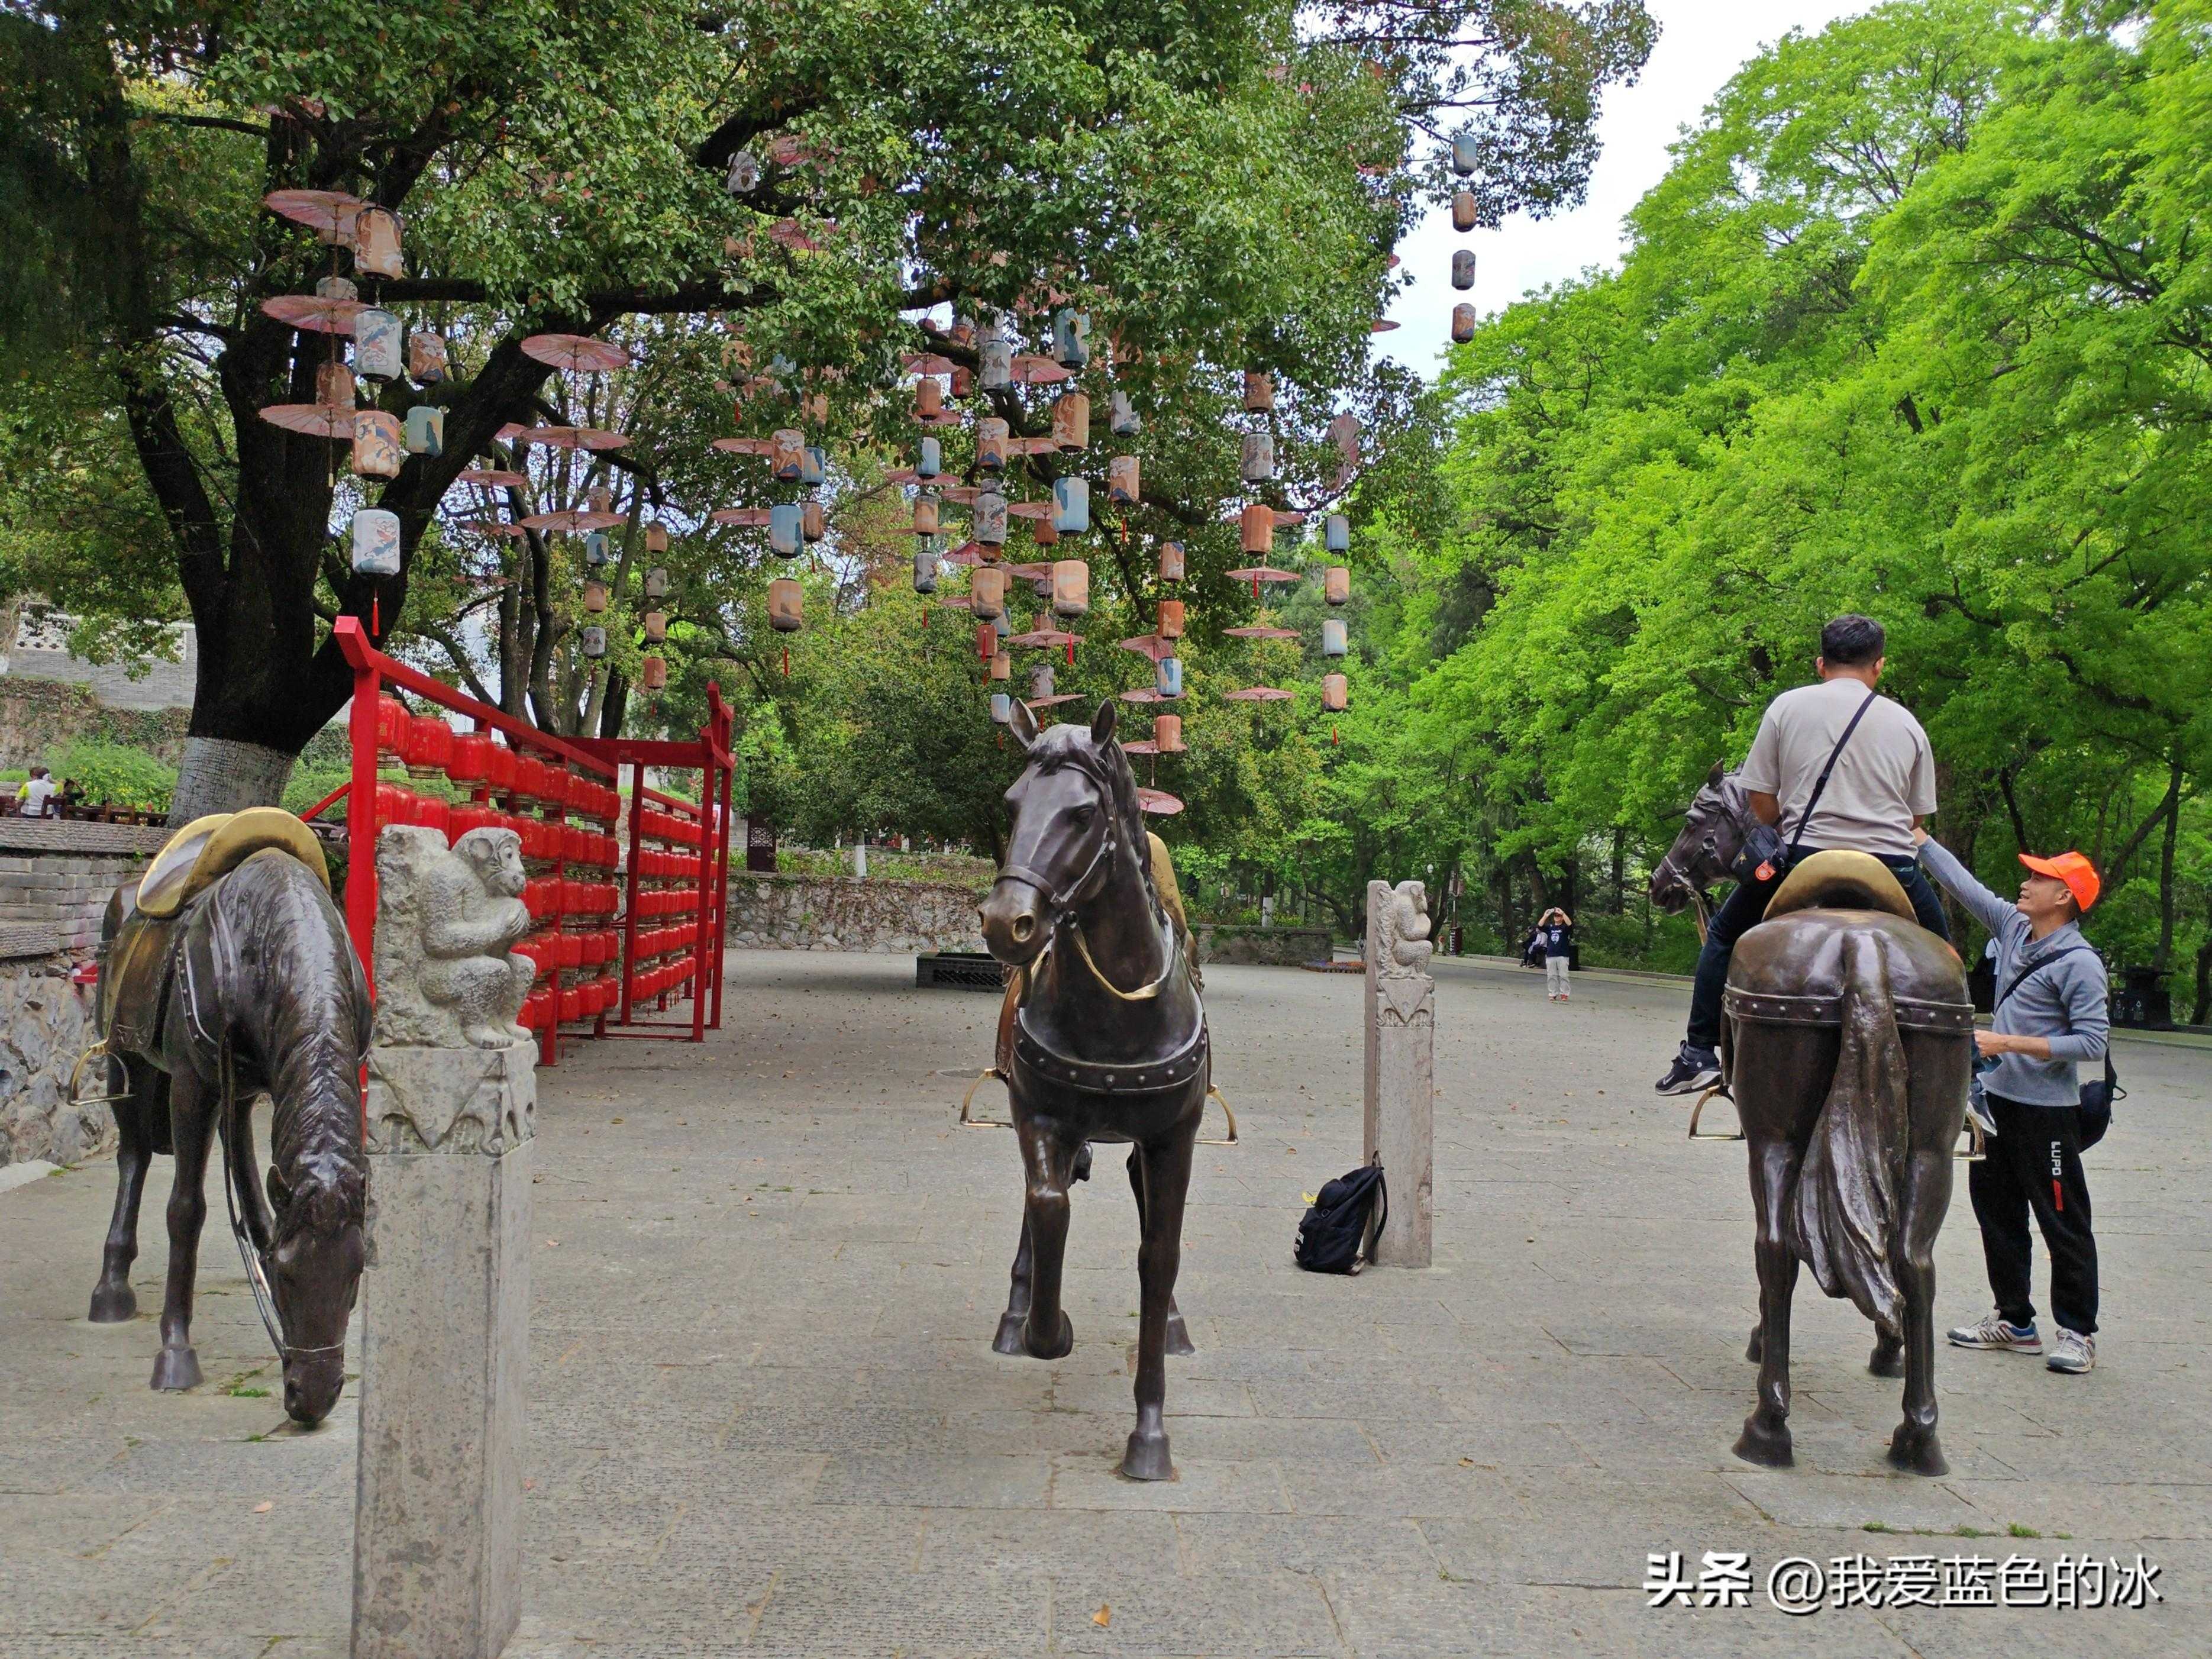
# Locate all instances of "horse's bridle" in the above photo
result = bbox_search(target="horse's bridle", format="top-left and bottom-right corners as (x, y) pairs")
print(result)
(992, 753), (1122, 915)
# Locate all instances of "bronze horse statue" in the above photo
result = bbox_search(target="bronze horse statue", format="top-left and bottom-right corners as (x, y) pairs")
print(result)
(1654, 770), (1972, 1474)
(85, 809), (371, 1427)
(976, 699), (1207, 1480)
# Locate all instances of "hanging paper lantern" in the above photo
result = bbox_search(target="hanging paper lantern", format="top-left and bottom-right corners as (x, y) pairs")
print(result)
(1051, 391), (1090, 451)
(1154, 655), (1183, 698)
(1030, 662), (1055, 699)
(951, 365), (973, 398)
(353, 410), (403, 478)
(644, 609), (668, 642)
(726, 150), (762, 193)
(1032, 515), (1060, 548)
(913, 546), (939, 593)
(990, 692), (1013, 724)
(1322, 618), (1348, 658)
(990, 647), (1012, 682)
(1156, 598), (1186, 640)
(1051, 308), (1090, 368)
(1052, 476), (1090, 534)
(585, 531), (612, 566)
(1108, 456), (1141, 505)
(1154, 714), (1185, 754)
(409, 331), (447, 383)
(351, 509), (401, 576)
(978, 418), (1010, 472)
(971, 566), (1007, 621)
(770, 429), (805, 480)
(1240, 432), (1274, 483)
(645, 524), (670, 556)
(1452, 305), (1477, 344)
(317, 361), (357, 409)
(583, 580), (609, 614)
(802, 392), (829, 424)
(975, 622), (997, 661)
(800, 446), (827, 487)
(587, 485), (615, 514)
(1244, 371), (1274, 412)
(1452, 250), (1477, 291)
(352, 206), (403, 279)
(582, 625), (608, 659)
(316, 273), (359, 303)
(640, 655), (669, 691)
(916, 377), (944, 419)
(980, 334), (1012, 390)
(1325, 566), (1352, 605)
(404, 405), (444, 456)
(802, 498), (826, 542)
(1451, 131), (1479, 176)
(1323, 673), (1349, 712)
(1240, 502), (1273, 555)
(1452, 191), (1478, 233)
(918, 435), (942, 480)
(353, 308), (404, 380)
(645, 564), (670, 598)
(913, 492), (941, 537)
(770, 503), (804, 556)
(768, 577), (804, 632)
(1051, 559), (1090, 618)
(976, 489), (1009, 545)
(1158, 540), (1186, 582)
(1109, 392), (1141, 437)
(1325, 514), (1351, 553)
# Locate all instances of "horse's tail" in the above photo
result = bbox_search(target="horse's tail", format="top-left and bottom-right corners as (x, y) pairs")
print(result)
(1785, 927), (1911, 1327)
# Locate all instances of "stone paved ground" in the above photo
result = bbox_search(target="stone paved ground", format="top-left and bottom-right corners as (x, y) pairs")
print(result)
(4, 949), (2208, 1657)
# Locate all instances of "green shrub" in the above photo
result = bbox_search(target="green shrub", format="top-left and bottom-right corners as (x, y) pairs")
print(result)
(47, 740), (177, 812)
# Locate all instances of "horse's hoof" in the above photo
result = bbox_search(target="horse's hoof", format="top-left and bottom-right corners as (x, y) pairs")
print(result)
(1868, 1342), (1906, 1379)
(1023, 1310), (1074, 1362)
(1732, 1413), (1793, 1468)
(1887, 1426), (1949, 1477)
(1164, 1313), (1196, 1358)
(87, 1283), (137, 1324)
(1745, 1325), (1764, 1364)
(150, 1346), (202, 1392)
(992, 1311), (1028, 1357)
(1120, 1429), (1174, 1482)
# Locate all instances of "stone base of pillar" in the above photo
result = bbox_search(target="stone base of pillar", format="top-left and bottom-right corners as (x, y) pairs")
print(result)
(353, 1041), (533, 1659)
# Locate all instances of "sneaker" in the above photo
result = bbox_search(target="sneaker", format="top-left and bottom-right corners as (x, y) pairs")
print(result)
(1656, 1045), (1721, 1095)
(2046, 1329), (2095, 1373)
(1947, 1311), (2042, 1353)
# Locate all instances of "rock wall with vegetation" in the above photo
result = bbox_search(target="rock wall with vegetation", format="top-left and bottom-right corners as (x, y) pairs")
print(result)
(726, 873), (989, 954)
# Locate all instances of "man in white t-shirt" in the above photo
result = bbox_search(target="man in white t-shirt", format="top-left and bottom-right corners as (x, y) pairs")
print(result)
(16, 767), (56, 818)
(1656, 615), (1952, 1095)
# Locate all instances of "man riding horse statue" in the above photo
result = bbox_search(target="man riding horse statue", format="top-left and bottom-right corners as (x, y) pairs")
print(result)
(80, 808), (370, 1428)
(976, 698), (1207, 1481)
(1649, 616), (1973, 1475)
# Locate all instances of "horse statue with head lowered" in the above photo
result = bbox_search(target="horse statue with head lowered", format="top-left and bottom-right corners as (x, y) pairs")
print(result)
(1654, 766), (1972, 1475)
(976, 698), (1207, 1480)
(84, 808), (371, 1427)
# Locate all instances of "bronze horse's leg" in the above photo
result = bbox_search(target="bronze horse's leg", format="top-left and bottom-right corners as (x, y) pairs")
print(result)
(1123, 1128), (1196, 1480)
(1735, 1133), (1803, 1468)
(1887, 1143), (1953, 1475)
(88, 1058), (160, 1324)
(151, 1066), (215, 1392)
(993, 1213), (1034, 1357)
(1126, 1147), (1194, 1357)
(1015, 1119), (1081, 1361)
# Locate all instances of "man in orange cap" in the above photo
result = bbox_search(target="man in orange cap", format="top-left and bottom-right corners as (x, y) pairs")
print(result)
(1915, 830), (2111, 1374)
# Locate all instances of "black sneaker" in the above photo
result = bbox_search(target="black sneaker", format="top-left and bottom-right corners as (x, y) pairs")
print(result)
(1656, 1045), (1721, 1095)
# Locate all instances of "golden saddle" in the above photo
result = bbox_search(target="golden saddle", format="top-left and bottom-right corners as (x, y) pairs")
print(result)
(133, 808), (329, 918)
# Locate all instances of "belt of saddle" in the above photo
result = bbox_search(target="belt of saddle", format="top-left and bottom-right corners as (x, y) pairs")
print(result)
(1723, 987), (1975, 1035)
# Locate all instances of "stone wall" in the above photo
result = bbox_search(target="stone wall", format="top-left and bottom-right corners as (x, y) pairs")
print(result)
(726, 873), (989, 953)
(0, 676), (192, 770)
(0, 819), (169, 954)
(0, 953), (108, 1169)
(1192, 923), (1333, 967)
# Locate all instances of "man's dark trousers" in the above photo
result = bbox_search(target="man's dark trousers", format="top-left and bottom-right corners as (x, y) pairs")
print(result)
(1971, 1092), (2098, 1337)
(1685, 851), (1951, 1053)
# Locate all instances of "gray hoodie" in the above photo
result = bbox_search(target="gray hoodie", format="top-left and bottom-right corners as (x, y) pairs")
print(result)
(1917, 838), (2109, 1108)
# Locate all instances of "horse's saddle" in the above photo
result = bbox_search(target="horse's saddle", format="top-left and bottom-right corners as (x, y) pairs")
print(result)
(1728, 905), (1972, 1037)
(1763, 850), (1914, 925)
(134, 808), (328, 919)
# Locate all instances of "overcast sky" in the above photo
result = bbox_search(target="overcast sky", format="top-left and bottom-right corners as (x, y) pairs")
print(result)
(1380, 0), (1871, 373)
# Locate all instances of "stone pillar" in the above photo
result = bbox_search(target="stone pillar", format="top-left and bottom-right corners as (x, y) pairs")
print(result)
(1362, 880), (1435, 1267)
(353, 826), (537, 1659)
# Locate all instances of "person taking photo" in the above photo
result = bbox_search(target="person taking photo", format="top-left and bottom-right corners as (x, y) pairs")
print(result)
(1536, 907), (1575, 1001)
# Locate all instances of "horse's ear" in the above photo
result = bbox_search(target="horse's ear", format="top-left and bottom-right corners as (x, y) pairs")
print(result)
(1091, 698), (1117, 745)
(1705, 760), (1726, 789)
(1007, 696), (1039, 751)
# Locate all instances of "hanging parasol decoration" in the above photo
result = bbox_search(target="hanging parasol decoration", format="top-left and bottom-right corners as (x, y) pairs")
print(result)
(712, 436), (778, 456)
(494, 422), (530, 443)
(1026, 693), (1085, 709)
(257, 404), (356, 438)
(1221, 686), (1295, 702)
(457, 468), (531, 490)
(1003, 561), (1055, 581)
(1136, 787), (1184, 816)
(902, 352), (957, 376)
(518, 508), (624, 534)
(1006, 627), (1082, 651)
(1223, 625), (1302, 641)
(1120, 740), (1160, 756)
(263, 189), (365, 242)
(1118, 688), (1170, 704)
(1117, 635), (1178, 663)
(1370, 319), (1402, 333)
(520, 334), (631, 375)
(1009, 354), (1074, 386)
(260, 293), (361, 335)
(515, 425), (629, 451)
(711, 506), (773, 528)
(456, 519), (531, 538)
(1226, 564), (1300, 599)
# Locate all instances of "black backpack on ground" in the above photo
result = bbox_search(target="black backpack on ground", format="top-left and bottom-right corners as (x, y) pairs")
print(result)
(1294, 1161), (1387, 1274)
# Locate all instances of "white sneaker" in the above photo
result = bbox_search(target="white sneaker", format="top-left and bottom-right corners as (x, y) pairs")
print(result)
(1947, 1311), (2042, 1353)
(2046, 1329), (2095, 1373)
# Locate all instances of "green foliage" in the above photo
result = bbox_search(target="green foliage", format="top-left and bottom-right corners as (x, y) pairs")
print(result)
(46, 739), (177, 811)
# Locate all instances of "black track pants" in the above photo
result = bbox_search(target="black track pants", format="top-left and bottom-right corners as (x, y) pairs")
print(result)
(1969, 1092), (2098, 1337)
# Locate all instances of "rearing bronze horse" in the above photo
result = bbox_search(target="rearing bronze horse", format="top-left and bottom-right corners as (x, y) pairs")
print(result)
(977, 699), (1207, 1480)
(1655, 776), (1972, 1476)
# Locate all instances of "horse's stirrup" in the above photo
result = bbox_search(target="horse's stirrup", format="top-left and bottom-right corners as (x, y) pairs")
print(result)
(1955, 1115), (1987, 1161)
(958, 1068), (1013, 1130)
(1197, 1084), (1239, 1147)
(1687, 1085), (1744, 1142)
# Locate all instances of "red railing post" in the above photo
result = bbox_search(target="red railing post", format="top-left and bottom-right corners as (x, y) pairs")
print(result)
(619, 760), (644, 1024)
(338, 619), (382, 988)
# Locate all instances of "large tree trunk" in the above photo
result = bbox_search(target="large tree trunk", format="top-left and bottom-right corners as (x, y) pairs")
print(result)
(2156, 754), (2183, 971)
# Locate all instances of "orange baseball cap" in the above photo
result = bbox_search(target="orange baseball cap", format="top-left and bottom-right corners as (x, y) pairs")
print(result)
(2020, 851), (2100, 915)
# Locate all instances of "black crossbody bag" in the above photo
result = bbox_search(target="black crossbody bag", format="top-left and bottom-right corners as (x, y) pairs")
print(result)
(1993, 944), (2121, 1150)
(1730, 687), (1881, 886)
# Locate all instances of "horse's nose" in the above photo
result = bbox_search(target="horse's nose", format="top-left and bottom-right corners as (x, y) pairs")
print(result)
(978, 883), (1045, 963)
(1011, 912), (1035, 943)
